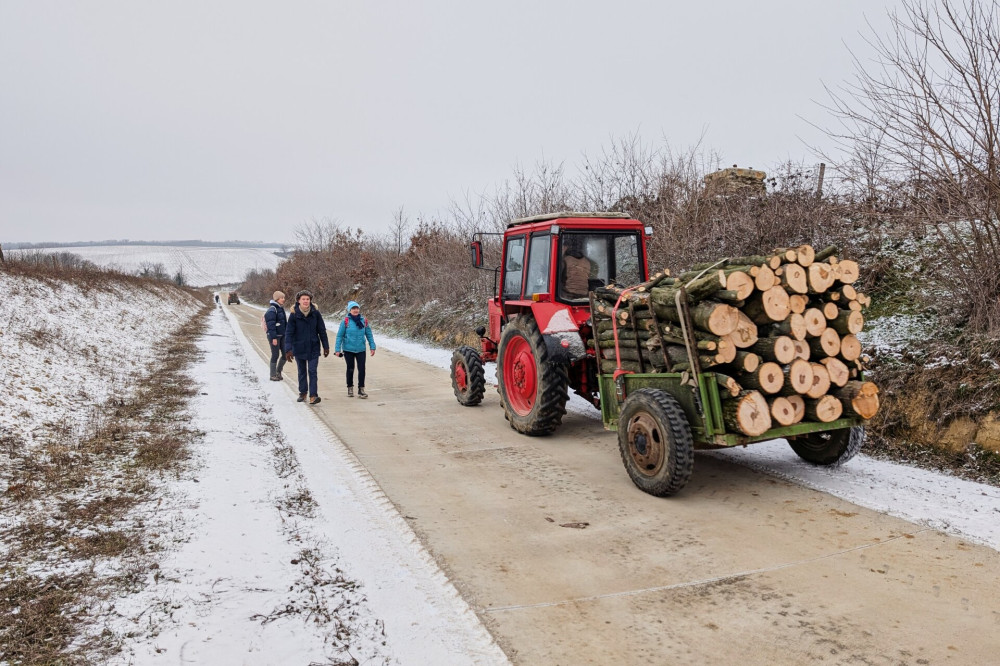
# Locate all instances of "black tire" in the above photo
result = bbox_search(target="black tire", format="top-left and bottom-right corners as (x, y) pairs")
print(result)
(497, 316), (569, 436)
(451, 346), (486, 406)
(617, 388), (694, 497)
(788, 426), (865, 466)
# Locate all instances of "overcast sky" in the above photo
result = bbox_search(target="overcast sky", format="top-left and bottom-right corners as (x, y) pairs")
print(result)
(0, 1), (897, 244)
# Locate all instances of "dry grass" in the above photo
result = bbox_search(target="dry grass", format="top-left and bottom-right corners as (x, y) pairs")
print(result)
(0, 297), (213, 665)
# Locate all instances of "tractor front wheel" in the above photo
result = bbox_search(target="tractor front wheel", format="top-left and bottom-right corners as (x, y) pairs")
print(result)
(451, 346), (486, 406)
(618, 388), (694, 496)
(497, 316), (568, 436)
(788, 426), (864, 466)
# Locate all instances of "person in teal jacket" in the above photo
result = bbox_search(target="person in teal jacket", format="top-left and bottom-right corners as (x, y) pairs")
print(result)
(334, 300), (376, 398)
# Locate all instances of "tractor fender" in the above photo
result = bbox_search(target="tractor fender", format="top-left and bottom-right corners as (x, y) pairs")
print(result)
(530, 302), (588, 364)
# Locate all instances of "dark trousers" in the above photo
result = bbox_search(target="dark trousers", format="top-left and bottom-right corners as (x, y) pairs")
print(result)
(269, 336), (286, 377)
(344, 351), (366, 388)
(296, 357), (319, 396)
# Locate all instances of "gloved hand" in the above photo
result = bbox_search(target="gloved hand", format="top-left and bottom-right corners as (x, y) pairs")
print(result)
(335, 352), (343, 357)
(285, 351), (294, 362)
(323, 348), (330, 358)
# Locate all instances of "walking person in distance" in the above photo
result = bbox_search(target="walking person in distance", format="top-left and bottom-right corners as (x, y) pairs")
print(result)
(284, 290), (330, 405)
(265, 291), (287, 381)
(335, 300), (376, 398)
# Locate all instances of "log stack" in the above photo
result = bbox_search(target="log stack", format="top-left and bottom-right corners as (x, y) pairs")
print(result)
(591, 244), (880, 437)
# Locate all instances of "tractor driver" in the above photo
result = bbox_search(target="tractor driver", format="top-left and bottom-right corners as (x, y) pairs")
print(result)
(561, 237), (598, 299)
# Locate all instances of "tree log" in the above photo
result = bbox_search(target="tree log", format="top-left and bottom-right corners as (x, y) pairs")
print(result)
(795, 244), (816, 267)
(751, 336), (796, 364)
(729, 311), (759, 349)
(833, 382), (880, 419)
(806, 363), (832, 399)
(712, 372), (742, 398)
(724, 269), (755, 300)
(734, 351), (761, 373)
(772, 312), (807, 340)
(656, 271), (726, 303)
(837, 259), (860, 284)
(776, 263), (808, 294)
(738, 361), (784, 394)
(722, 390), (773, 436)
(839, 334), (862, 362)
(754, 264), (777, 291)
(820, 357), (850, 387)
(779, 359), (814, 396)
(809, 327), (841, 358)
(769, 396), (797, 426)
(807, 262), (836, 293)
(792, 339), (811, 361)
(743, 286), (791, 324)
(821, 301), (839, 320)
(804, 395), (843, 422)
(788, 294), (809, 314)
(803, 308), (827, 337)
(786, 395), (806, 424)
(814, 245), (839, 262)
(653, 301), (740, 336)
(831, 309), (864, 335)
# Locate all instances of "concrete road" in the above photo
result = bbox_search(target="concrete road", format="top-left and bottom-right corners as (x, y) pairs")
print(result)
(230, 304), (1000, 665)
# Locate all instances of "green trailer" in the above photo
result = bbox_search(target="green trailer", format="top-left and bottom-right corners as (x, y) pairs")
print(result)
(594, 290), (866, 497)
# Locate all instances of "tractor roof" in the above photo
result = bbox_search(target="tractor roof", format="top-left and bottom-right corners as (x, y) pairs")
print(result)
(506, 211), (632, 228)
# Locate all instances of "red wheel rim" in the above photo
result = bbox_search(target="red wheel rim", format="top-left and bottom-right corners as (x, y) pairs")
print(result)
(455, 362), (468, 391)
(503, 335), (537, 416)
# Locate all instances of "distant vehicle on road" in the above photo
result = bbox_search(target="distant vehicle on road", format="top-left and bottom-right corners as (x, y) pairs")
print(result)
(227, 292), (241, 305)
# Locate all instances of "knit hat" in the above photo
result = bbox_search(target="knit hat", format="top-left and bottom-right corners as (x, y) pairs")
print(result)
(347, 300), (360, 311)
(273, 291), (285, 301)
(295, 290), (313, 301)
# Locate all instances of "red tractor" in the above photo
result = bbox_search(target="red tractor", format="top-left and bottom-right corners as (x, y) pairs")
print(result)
(451, 212), (650, 435)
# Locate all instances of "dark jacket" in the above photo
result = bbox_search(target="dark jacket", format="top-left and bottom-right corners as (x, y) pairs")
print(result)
(284, 305), (330, 360)
(264, 301), (287, 341)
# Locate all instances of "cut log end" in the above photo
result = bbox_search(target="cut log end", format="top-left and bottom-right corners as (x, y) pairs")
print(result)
(724, 390), (773, 436)
(805, 394), (843, 423)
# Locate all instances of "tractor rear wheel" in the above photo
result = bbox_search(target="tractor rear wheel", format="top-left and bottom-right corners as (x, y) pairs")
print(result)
(497, 316), (568, 436)
(788, 426), (864, 466)
(451, 346), (486, 406)
(618, 388), (694, 496)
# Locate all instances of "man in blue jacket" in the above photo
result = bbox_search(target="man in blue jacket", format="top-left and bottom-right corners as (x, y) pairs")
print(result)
(334, 300), (376, 398)
(284, 290), (330, 404)
(265, 291), (287, 381)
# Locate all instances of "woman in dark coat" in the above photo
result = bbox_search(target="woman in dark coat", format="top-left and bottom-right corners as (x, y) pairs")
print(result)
(283, 290), (330, 404)
(265, 290), (288, 381)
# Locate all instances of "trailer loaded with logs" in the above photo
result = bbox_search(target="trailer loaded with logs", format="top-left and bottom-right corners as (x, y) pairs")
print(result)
(452, 211), (879, 496)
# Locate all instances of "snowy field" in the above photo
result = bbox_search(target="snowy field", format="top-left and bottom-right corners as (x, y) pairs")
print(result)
(13, 245), (283, 287)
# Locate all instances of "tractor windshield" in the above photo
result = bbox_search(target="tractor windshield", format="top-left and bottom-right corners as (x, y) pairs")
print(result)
(558, 232), (642, 302)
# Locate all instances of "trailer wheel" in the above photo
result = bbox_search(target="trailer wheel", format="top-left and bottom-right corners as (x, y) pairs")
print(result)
(618, 388), (694, 497)
(451, 346), (486, 406)
(788, 426), (864, 466)
(497, 316), (568, 436)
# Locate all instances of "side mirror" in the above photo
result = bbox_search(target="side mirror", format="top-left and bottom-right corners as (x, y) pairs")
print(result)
(469, 240), (483, 268)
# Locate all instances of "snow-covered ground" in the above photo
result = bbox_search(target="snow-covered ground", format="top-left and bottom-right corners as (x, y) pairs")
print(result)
(111, 307), (507, 665)
(377, 336), (1000, 552)
(12, 245), (283, 287)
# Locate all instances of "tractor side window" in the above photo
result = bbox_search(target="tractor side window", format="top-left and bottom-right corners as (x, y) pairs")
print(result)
(613, 235), (641, 286)
(524, 234), (551, 297)
(503, 236), (526, 298)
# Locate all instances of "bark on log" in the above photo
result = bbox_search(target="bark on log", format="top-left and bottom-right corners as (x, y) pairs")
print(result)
(806, 363), (832, 399)
(804, 395), (843, 422)
(769, 396), (797, 426)
(820, 357), (850, 387)
(772, 247), (799, 263)
(739, 361), (784, 394)
(653, 301), (740, 336)
(831, 309), (864, 335)
(779, 359), (814, 396)
(833, 382), (880, 419)
(751, 336), (796, 364)
(714, 336), (739, 364)
(722, 390), (773, 436)
(734, 351), (761, 373)
(712, 373), (742, 398)
(658, 271), (726, 302)
(814, 245), (839, 262)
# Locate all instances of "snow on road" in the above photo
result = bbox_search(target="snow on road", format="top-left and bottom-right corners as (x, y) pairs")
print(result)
(375, 335), (1000, 553)
(112, 306), (508, 664)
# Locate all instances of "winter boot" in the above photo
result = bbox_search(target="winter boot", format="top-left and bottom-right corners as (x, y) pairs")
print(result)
(347, 387), (354, 398)
(309, 395), (322, 405)
(357, 387), (368, 399)
(270, 374), (280, 381)
(297, 393), (306, 402)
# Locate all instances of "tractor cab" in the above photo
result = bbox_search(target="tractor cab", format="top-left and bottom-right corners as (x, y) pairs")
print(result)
(457, 212), (651, 434)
